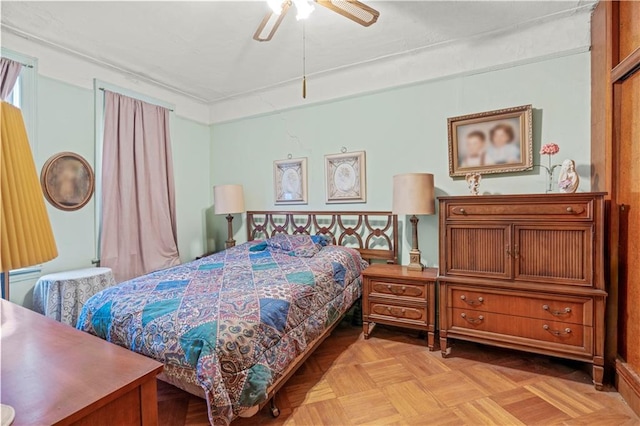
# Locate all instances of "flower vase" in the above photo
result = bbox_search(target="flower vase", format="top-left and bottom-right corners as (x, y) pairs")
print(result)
(544, 155), (560, 193)
(546, 164), (554, 193)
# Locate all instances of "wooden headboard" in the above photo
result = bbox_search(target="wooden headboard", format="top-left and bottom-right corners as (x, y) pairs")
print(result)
(246, 211), (398, 264)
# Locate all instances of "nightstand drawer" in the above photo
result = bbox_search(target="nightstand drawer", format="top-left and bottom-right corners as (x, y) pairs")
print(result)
(451, 308), (590, 350)
(450, 287), (591, 325)
(369, 280), (426, 300)
(368, 301), (427, 323)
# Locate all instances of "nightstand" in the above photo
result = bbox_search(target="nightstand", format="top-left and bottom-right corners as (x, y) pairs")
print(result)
(362, 264), (437, 350)
(195, 252), (215, 260)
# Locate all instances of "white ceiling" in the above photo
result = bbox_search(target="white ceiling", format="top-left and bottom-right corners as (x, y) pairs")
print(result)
(1, 0), (596, 109)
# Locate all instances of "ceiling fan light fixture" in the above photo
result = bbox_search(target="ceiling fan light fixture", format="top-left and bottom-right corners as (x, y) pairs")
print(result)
(293, 0), (315, 20)
(267, 0), (285, 15)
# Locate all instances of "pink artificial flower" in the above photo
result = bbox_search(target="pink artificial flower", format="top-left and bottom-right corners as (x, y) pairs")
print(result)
(540, 143), (560, 155)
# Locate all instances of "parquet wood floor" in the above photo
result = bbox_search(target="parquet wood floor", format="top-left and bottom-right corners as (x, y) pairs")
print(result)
(157, 323), (639, 425)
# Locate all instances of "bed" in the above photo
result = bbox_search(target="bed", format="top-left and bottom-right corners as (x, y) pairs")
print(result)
(77, 211), (397, 425)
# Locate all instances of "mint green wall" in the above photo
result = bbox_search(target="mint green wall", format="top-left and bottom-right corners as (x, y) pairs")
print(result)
(210, 52), (591, 266)
(11, 76), (211, 307)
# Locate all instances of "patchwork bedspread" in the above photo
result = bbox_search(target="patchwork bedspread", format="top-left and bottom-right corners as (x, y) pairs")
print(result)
(77, 241), (367, 425)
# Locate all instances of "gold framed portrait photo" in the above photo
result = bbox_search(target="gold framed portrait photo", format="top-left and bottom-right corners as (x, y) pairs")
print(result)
(448, 104), (533, 177)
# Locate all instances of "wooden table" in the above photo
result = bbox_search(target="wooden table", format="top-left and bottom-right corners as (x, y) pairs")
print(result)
(33, 267), (116, 326)
(0, 299), (163, 425)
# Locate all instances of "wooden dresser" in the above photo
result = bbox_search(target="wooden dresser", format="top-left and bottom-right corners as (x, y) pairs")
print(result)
(363, 264), (437, 350)
(438, 193), (607, 389)
(1, 299), (163, 425)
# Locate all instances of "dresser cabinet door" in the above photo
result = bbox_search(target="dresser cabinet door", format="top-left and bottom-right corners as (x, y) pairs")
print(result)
(513, 225), (593, 286)
(445, 224), (512, 279)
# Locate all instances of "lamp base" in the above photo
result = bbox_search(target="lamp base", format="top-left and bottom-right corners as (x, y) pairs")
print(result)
(225, 214), (236, 249)
(1, 272), (9, 300)
(407, 248), (424, 271)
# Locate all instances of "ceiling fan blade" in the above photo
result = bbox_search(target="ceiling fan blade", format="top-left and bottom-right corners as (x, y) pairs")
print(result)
(253, 2), (291, 42)
(315, 0), (379, 27)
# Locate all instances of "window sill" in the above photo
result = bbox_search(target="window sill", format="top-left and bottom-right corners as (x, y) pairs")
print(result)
(9, 266), (43, 283)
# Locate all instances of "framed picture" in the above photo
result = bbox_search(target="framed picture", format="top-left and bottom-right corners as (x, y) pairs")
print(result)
(274, 157), (308, 204)
(40, 152), (95, 211)
(448, 104), (533, 177)
(325, 151), (366, 203)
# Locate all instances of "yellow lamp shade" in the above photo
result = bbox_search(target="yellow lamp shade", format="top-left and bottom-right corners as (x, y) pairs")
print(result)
(1, 101), (58, 272)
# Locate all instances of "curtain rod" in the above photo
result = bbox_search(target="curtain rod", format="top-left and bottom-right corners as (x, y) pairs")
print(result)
(1, 57), (34, 68)
(98, 87), (174, 112)
(8, 60), (34, 68)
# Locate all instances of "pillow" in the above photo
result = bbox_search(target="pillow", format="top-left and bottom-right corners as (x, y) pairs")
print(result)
(266, 234), (320, 257)
(311, 235), (331, 247)
(249, 241), (268, 252)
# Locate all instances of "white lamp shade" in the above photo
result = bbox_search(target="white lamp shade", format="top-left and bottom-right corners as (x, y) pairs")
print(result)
(392, 173), (435, 215)
(213, 184), (245, 215)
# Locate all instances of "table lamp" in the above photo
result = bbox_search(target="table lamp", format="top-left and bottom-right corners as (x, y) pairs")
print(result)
(1, 101), (58, 422)
(392, 173), (435, 271)
(1, 101), (58, 300)
(213, 184), (245, 249)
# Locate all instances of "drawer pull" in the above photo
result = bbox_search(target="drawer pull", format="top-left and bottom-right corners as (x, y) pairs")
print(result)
(542, 305), (572, 316)
(460, 313), (484, 324)
(566, 206), (573, 213)
(386, 284), (407, 295)
(460, 295), (484, 305)
(459, 208), (466, 214)
(543, 324), (572, 336)
(383, 306), (407, 318)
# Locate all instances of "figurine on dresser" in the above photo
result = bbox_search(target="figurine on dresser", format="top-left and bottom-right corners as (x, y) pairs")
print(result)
(558, 159), (579, 193)
(465, 173), (482, 195)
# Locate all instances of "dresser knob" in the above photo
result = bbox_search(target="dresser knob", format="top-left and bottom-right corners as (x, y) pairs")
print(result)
(566, 206), (573, 213)
(543, 324), (572, 336)
(461, 313), (484, 324)
(542, 305), (572, 316)
(460, 208), (466, 213)
(460, 295), (484, 305)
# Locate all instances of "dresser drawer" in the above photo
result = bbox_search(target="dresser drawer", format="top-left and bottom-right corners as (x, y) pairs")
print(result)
(368, 280), (426, 300)
(445, 200), (593, 221)
(368, 301), (427, 324)
(451, 308), (590, 350)
(450, 288), (592, 325)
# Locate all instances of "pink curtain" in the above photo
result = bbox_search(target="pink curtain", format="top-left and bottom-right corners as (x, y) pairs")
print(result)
(100, 90), (180, 283)
(0, 58), (23, 100)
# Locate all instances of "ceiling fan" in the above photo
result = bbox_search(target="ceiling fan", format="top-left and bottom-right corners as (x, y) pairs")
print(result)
(253, 0), (380, 42)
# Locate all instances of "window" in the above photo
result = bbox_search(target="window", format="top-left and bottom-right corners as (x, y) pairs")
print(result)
(7, 75), (21, 108)
(2, 49), (37, 152)
(2, 50), (40, 282)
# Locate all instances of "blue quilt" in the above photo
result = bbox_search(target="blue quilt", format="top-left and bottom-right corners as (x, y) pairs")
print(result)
(77, 240), (367, 425)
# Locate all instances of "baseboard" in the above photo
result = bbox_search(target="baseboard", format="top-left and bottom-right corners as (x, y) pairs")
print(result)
(616, 358), (640, 417)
